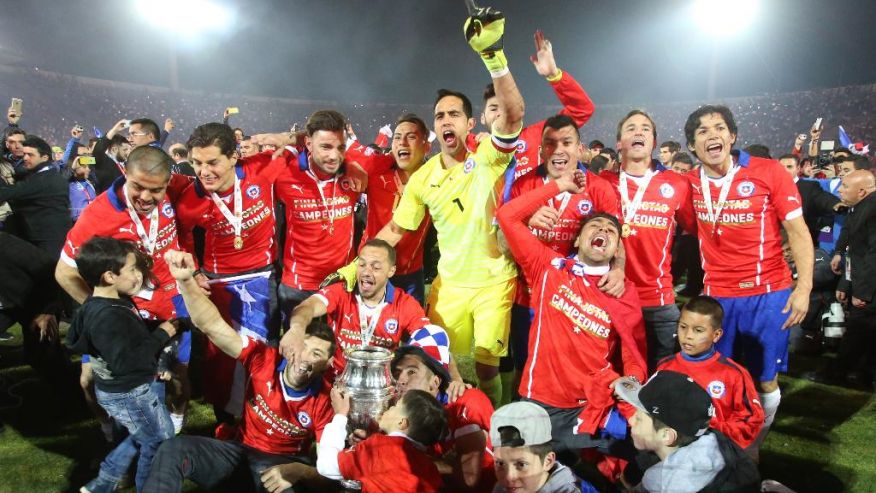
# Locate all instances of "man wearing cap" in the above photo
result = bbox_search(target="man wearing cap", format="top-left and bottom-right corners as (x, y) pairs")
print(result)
(496, 170), (646, 458)
(616, 370), (760, 492)
(490, 401), (598, 493)
(392, 325), (496, 491)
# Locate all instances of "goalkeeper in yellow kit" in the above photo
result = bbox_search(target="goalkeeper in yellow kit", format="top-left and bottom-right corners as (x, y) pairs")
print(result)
(316, 5), (524, 406)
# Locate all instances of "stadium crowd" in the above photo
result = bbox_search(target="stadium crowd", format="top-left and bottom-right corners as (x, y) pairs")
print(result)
(0, 6), (874, 493)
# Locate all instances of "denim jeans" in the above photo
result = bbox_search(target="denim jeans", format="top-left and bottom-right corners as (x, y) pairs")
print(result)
(143, 435), (308, 493)
(95, 380), (174, 492)
(642, 303), (681, 373)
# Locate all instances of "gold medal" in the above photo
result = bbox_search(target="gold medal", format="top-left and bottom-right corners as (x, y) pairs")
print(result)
(621, 223), (631, 238)
(234, 236), (243, 250)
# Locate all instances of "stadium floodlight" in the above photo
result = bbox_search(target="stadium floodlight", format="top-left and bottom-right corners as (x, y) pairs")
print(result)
(135, 0), (232, 36)
(692, 0), (760, 37)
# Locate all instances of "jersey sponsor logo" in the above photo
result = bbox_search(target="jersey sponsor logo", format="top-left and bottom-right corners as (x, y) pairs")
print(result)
(297, 411), (312, 427)
(384, 318), (399, 335)
(577, 199), (593, 215)
(788, 195), (799, 203)
(119, 226), (136, 235)
(161, 202), (175, 219)
(707, 380), (726, 399)
(290, 184), (304, 193)
(515, 139), (528, 153)
(463, 157), (476, 174)
(246, 184), (261, 199)
(659, 183), (675, 199)
(736, 181), (755, 197)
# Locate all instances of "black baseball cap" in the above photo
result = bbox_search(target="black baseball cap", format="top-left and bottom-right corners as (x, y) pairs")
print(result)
(615, 370), (714, 438)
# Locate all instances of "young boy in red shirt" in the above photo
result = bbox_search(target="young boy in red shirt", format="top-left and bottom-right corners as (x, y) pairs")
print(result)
(317, 387), (447, 493)
(656, 295), (765, 448)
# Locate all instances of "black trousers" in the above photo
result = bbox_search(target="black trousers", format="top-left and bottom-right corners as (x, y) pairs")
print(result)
(835, 301), (876, 377)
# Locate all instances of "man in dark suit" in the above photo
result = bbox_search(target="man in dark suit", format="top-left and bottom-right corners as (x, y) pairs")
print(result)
(0, 135), (71, 256)
(831, 170), (876, 388)
(779, 154), (840, 246)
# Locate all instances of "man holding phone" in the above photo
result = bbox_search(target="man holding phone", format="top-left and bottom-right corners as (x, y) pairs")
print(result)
(92, 118), (160, 193)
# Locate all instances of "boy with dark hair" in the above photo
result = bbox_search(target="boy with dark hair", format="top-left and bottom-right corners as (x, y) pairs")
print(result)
(617, 370), (761, 493)
(66, 236), (177, 493)
(317, 388), (447, 492)
(656, 296), (764, 449)
(490, 401), (598, 493)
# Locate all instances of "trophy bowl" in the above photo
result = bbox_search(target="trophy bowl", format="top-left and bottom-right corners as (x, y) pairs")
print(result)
(334, 345), (396, 434)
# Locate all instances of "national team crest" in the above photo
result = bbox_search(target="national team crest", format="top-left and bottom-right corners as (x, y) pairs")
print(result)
(736, 181), (755, 197)
(384, 318), (399, 335)
(659, 183), (675, 199)
(577, 199), (593, 215)
(515, 139), (527, 153)
(297, 411), (312, 427)
(707, 380), (726, 399)
(463, 157), (476, 174)
(246, 184), (261, 199)
(161, 202), (175, 218)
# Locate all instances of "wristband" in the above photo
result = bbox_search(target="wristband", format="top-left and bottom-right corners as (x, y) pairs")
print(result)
(546, 68), (563, 83)
(481, 49), (508, 78)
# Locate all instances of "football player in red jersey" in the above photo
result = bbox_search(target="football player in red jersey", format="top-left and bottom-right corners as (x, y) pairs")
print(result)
(146, 250), (337, 493)
(499, 114), (620, 402)
(174, 122), (295, 423)
(343, 114), (432, 303)
(473, 30), (595, 180)
(680, 104), (813, 452)
(497, 169), (646, 460)
(600, 110), (693, 371)
(56, 146), (195, 436)
(275, 110), (367, 317)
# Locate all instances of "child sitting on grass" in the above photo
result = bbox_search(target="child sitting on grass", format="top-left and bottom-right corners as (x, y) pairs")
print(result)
(65, 237), (177, 493)
(317, 387), (447, 492)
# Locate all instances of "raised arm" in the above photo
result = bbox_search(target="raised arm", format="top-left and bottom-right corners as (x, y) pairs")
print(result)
(530, 30), (594, 127)
(278, 295), (328, 360)
(164, 250), (243, 358)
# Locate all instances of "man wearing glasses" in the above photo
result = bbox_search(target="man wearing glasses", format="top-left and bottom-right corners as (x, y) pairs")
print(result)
(93, 118), (163, 193)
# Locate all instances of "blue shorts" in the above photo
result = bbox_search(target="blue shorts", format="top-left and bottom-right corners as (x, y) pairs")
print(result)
(82, 294), (191, 365)
(715, 289), (791, 382)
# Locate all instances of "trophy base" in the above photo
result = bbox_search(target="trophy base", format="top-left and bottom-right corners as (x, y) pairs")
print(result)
(340, 479), (362, 490)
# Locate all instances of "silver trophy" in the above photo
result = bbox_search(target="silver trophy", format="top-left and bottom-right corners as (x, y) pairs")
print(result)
(334, 346), (396, 490)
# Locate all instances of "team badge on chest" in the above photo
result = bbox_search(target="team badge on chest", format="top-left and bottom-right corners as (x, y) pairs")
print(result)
(659, 183), (675, 199)
(161, 202), (175, 218)
(736, 181), (755, 197)
(707, 380), (726, 399)
(577, 199), (593, 215)
(463, 158), (476, 174)
(384, 318), (399, 335)
(297, 411), (312, 427)
(246, 184), (261, 199)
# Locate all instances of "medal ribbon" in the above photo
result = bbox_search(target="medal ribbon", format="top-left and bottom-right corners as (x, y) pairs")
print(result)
(700, 164), (740, 229)
(307, 169), (338, 231)
(619, 169), (657, 226)
(355, 294), (388, 347)
(210, 175), (243, 242)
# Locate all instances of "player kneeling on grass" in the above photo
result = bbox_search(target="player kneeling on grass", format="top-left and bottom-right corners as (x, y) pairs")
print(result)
(656, 295), (764, 450)
(317, 388), (448, 493)
(145, 250), (337, 493)
(65, 237), (177, 493)
(616, 371), (760, 493)
(491, 401), (599, 493)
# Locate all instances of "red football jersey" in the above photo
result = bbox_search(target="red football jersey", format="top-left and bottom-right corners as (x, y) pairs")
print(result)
(509, 168), (619, 307)
(466, 70), (595, 178)
(436, 388), (496, 491)
(601, 168), (691, 307)
(657, 350), (765, 448)
(681, 153), (802, 297)
(174, 151), (289, 275)
(345, 144), (432, 275)
(60, 177), (183, 320)
(338, 433), (443, 493)
(316, 282), (430, 376)
(497, 180), (646, 433)
(275, 151), (362, 290)
(237, 335), (334, 456)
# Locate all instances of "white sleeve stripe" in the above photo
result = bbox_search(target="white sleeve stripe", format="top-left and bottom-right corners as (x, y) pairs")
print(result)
(453, 424), (483, 439)
(491, 135), (518, 151)
(239, 333), (250, 348)
(784, 207), (803, 221)
(60, 251), (77, 267)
